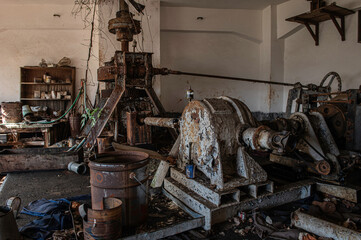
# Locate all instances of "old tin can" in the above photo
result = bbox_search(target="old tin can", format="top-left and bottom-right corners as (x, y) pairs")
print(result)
(185, 164), (196, 179)
(83, 198), (122, 240)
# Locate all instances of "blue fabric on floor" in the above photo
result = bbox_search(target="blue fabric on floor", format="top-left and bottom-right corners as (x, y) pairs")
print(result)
(19, 195), (90, 240)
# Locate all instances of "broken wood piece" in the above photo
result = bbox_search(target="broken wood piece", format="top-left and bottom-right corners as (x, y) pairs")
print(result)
(316, 182), (360, 203)
(0, 148), (82, 173)
(112, 142), (166, 161)
(292, 209), (361, 240)
(151, 160), (170, 188)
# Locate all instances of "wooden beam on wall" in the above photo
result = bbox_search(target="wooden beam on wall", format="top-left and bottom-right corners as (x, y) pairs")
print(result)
(358, 10), (361, 43)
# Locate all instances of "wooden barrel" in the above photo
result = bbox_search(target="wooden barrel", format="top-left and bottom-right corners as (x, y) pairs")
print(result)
(1, 102), (22, 123)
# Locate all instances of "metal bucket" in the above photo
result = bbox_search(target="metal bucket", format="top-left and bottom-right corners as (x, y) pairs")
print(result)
(22, 105), (32, 117)
(83, 198), (122, 240)
(0, 206), (21, 240)
(96, 136), (112, 154)
(89, 151), (149, 227)
(1, 102), (22, 123)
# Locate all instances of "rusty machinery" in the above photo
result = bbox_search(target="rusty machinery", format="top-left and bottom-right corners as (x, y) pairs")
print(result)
(162, 96), (312, 230)
(78, 0), (361, 232)
(176, 97), (296, 190)
(83, 0), (343, 149)
(82, 0), (178, 148)
(160, 85), (360, 230)
(263, 72), (361, 182)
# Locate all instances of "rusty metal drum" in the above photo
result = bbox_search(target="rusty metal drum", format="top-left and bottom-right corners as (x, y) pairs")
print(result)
(89, 151), (149, 228)
(83, 198), (122, 240)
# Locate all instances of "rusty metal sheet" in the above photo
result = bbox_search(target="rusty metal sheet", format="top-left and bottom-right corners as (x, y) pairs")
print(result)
(97, 66), (119, 82)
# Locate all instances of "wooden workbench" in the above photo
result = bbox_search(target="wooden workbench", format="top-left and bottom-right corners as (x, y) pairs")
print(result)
(0, 121), (68, 147)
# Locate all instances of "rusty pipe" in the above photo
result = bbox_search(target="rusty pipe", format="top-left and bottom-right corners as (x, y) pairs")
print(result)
(143, 117), (179, 129)
(242, 126), (297, 153)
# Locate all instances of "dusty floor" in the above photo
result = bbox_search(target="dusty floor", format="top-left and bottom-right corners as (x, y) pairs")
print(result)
(0, 170), (261, 239)
(0, 170), (90, 227)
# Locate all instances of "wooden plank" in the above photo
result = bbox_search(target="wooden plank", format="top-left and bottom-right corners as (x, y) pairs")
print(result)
(359, 11), (361, 43)
(151, 160), (170, 188)
(0, 148), (82, 173)
(112, 142), (166, 160)
(84, 85), (125, 149)
(121, 218), (204, 240)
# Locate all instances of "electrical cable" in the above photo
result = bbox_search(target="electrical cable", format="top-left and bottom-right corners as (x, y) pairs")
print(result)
(29, 86), (83, 125)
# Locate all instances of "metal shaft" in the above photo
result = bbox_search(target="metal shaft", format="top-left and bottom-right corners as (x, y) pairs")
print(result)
(143, 117), (179, 128)
(168, 70), (296, 87)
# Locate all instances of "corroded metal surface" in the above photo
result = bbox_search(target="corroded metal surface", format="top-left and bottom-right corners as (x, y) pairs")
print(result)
(143, 117), (179, 129)
(242, 126), (296, 153)
(89, 151), (149, 227)
(290, 112), (326, 161)
(315, 104), (346, 141)
(127, 111), (152, 146)
(178, 97), (267, 190)
(83, 198), (122, 240)
(108, 0), (141, 50)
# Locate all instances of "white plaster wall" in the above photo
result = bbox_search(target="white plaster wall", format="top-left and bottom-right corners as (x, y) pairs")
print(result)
(160, 7), (268, 113)
(0, 4), (98, 105)
(280, 0), (361, 111)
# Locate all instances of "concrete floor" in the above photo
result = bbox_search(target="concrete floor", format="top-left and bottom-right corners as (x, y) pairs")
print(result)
(0, 170), (90, 227)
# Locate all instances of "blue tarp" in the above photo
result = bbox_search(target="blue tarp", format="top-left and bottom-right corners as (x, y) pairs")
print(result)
(19, 195), (90, 240)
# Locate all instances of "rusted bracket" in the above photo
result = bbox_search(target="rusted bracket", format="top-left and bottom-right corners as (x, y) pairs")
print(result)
(304, 22), (320, 46)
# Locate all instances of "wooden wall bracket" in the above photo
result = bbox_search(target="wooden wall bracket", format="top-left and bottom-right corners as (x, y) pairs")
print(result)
(304, 22), (320, 45)
(286, 3), (354, 46)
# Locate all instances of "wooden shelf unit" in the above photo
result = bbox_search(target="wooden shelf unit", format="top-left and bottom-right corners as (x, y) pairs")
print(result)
(20, 66), (76, 114)
(286, 3), (355, 46)
(20, 82), (72, 85)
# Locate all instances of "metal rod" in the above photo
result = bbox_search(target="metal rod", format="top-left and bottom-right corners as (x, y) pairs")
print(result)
(143, 117), (179, 128)
(169, 70), (296, 87)
(309, 91), (348, 96)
